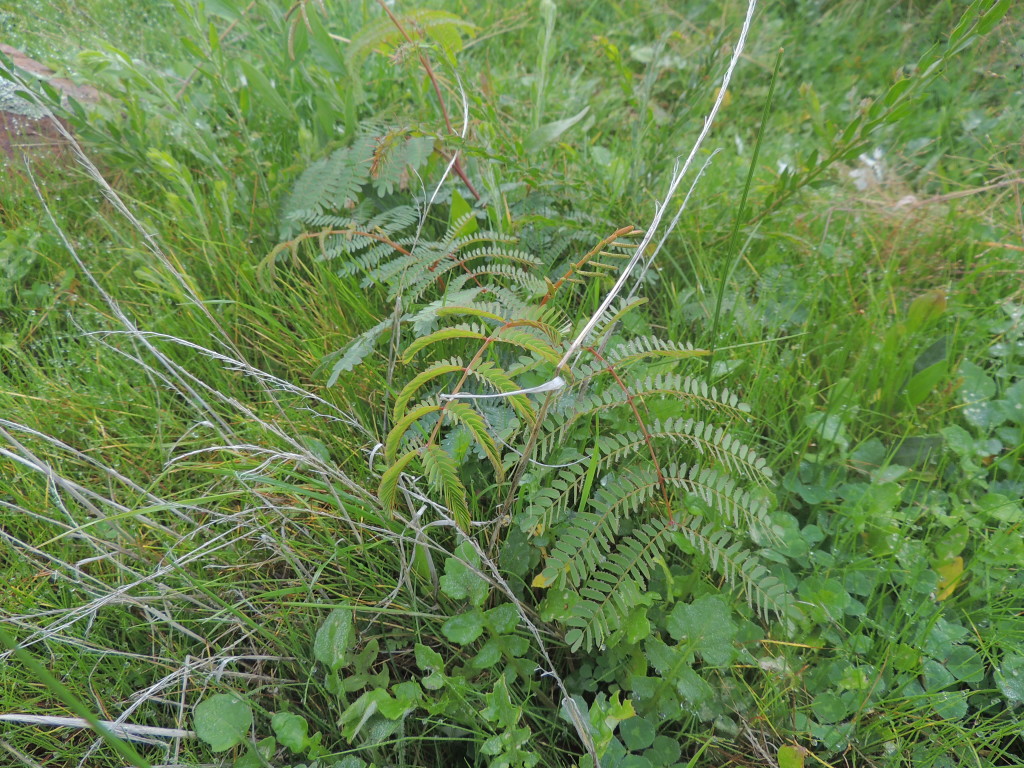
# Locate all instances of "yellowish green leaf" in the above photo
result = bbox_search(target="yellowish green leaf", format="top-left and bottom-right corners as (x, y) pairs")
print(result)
(403, 327), (488, 361)
(422, 444), (471, 531)
(778, 745), (807, 768)
(935, 556), (964, 601)
(378, 449), (419, 509)
(443, 401), (504, 479)
(393, 362), (463, 422)
(385, 404), (440, 464)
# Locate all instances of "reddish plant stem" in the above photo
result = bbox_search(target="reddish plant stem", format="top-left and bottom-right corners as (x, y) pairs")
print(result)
(284, 227), (412, 256)
(584, 346), (673, 524)
(376, 0), (481, 202)
(425, 336), (495, 448)
(541, 225), (641, 305)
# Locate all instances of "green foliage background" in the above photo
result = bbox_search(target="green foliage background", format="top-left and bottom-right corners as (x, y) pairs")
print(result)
(1, 1), (1022, 767)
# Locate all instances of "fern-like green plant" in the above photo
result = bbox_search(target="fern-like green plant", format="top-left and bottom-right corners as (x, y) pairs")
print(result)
(275, 114), (795, 655)
(345, 8), (477, 68)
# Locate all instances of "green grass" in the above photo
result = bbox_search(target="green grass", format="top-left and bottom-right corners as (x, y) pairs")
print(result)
(2, 0), (1023, 766)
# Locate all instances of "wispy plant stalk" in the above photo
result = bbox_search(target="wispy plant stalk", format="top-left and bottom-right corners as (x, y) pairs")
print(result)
(533, 0), (557, 130)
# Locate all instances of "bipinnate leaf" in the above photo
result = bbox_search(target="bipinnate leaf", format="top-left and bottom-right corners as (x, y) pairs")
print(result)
(285, 145), (370, 217)
(385, 404), (440, 463)
(564, 519), (674, 651)
(378, 449), (419, 509)
(493, 326), (562, 365)
(422, 443), (471, 531)
(346, 9), (476, 67)
(403, 327), (488, 361)
(469, 360), (536, 425)
(394, 362), (463, 422)
(443, 401), (504, 478)
(449, 188), (479, 238)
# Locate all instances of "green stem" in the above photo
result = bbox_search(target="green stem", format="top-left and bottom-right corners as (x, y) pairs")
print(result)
(0, 624), (152, 767)
(705, 47), (785, 385)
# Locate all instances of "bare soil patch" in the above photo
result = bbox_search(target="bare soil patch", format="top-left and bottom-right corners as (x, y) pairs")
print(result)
(1, 44), (100, 162)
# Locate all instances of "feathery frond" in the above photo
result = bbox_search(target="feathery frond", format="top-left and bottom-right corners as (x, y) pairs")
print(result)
(279, 115), (790, 653)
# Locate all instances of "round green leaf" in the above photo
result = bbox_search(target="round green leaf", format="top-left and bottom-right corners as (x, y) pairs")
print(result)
(484, 603), (519, 634)
(922, 659), (955, 691)
(778, 745), (807, 768)
(811, 692), (848, 724)
(798, 577), (851, 622)
(996, 654), (1024, 704)
(674, 666), (714, 707)
(441, 609), (485, 645)
(440, 542), (488, 606)
(620, 715), (656, 751)
(314, 607), (354, 672)
(271, 711), (309, 753)
(194, 693), (253, 752)
(666, 595), (737, 666)
(619, 755), (653, 768)
(469, 637), (502, 670)
(623, 607), (651, 645)
(945, 645), (984, 683)
(645, 735), (681, 765)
